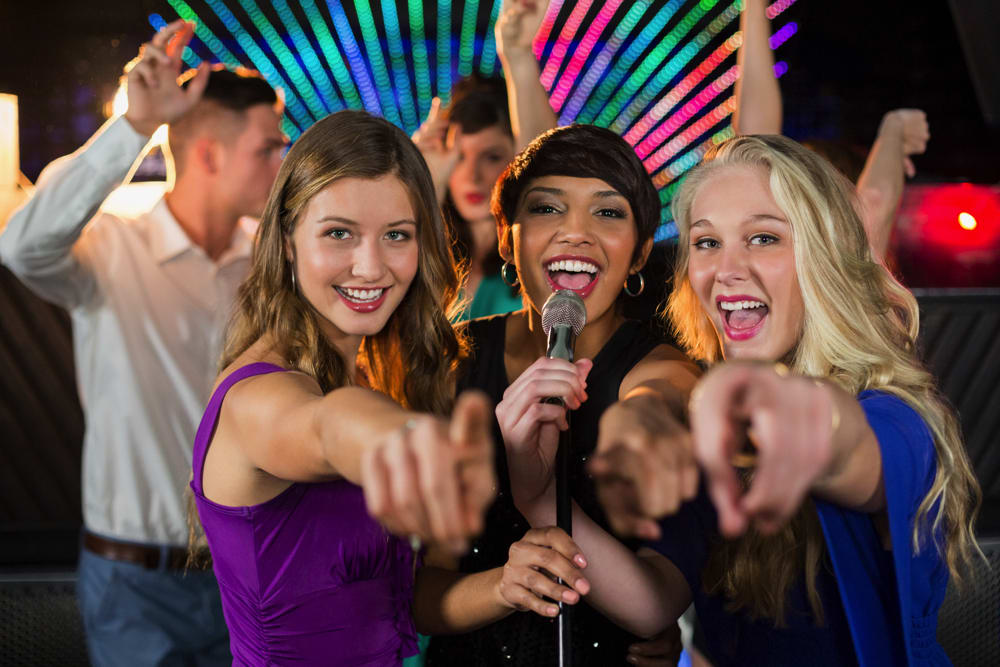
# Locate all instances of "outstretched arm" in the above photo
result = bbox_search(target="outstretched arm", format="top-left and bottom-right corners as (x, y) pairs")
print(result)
(856, 109), (929, 263)
(222, 369), (496, 552)
(497, 0), (558, 151)
(732, 0), (783, 135)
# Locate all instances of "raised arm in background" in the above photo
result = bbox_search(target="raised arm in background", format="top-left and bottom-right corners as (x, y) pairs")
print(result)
(855, 109), (930, 263)
(496, 0), (558, 151)
(732, 0), (783, 135)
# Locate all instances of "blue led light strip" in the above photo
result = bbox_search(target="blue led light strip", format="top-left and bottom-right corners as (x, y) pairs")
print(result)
(235, 0), (327, 117)
(380, 0), (418, 132)
(327, 0), (383, 115)
(354, 1), (403, 127)
(407, 1), (433, 120)
(299, 0), (362, 109)
(478, 0), (503, 77)
(272, 0), (341, 112)
(436, 0), (452, 105)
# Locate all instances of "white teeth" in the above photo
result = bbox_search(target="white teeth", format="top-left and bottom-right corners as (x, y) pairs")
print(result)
(339, 287), (384, 302)
(719, 299), (766, 311)
(545, 259), (598, 273)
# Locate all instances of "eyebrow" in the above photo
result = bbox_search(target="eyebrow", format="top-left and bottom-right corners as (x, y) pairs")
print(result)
(313, 216), (417, 227)
(524, 186), (625, 199)
(691, 213), (788, 228)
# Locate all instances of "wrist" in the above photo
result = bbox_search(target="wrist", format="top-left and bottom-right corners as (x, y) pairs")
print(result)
(499, 48), (539, 70)
(514, 483), (556, 525)
(123, 112), (159, 139)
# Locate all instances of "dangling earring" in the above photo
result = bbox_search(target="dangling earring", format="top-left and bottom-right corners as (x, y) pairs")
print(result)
(623, 271), (645, 297)
(289, 265), (298, 293)
(501, 261), (520, 287)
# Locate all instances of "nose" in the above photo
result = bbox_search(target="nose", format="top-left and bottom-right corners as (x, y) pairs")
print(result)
(351, 239), (386, 283)
(556, 209), (594, 247)
(715, 244), (750, 286)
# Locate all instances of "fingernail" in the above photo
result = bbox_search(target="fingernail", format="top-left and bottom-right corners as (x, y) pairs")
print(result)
(574, 554), (587, 567)
(627, 656), (638, 664)
(561, 590), (578, 603)
(547, 605), (559, 616)
(574, 577), (590, 594)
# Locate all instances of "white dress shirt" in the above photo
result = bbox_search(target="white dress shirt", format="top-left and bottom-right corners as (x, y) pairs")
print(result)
(0, 117), (251, 546)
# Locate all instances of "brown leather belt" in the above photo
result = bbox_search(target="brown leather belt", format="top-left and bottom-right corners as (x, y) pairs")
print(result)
(83, 531), (203, 571)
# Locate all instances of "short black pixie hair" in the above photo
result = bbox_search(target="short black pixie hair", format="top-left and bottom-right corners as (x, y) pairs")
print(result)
(492, 124), (661, 265)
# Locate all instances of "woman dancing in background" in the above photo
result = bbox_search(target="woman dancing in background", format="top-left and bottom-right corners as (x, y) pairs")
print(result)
(592, 134), (980, 666)
(412, 0), (556, 321)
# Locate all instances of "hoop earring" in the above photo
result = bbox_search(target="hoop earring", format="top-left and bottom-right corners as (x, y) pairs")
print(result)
(623, 271), (645, 297)
(501, 261), (520, 287)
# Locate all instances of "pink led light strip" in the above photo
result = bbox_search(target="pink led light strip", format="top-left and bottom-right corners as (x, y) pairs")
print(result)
(766, 0), (798, 20)
(532, 0), (566, 60)
(625, 32), (742, 150)
(548, 0), (624, 110)
(539, 0), (594, 90)
(638, 64), (740, 164)
(645, 95), (738, 177)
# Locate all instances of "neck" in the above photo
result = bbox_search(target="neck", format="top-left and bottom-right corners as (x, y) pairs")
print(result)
(318, 319), (364, 378)
(165, 178), (240, 262)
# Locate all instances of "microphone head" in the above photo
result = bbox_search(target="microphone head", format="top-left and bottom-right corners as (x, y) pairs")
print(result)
(541, 290), (587, 337)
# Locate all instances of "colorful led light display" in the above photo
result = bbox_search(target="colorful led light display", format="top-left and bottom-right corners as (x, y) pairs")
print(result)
(150, 0), (799, 236)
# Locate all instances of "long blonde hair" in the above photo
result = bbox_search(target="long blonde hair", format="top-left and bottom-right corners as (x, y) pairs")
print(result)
(667, 134), (980, 624)
(221, 109), (465, 414)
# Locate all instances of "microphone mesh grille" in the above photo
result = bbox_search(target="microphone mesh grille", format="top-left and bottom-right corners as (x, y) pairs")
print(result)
(541, 290), (587, 336)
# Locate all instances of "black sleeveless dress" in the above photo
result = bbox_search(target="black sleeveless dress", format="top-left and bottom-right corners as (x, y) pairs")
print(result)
(426, 313), (671, 666)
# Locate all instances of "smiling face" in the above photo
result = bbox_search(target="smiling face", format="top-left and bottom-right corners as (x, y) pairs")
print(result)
(289, 175), (419, 352)
(509, 175), (646, 327)
(687, 165), (804, 361)
(448, 124), (515, 223)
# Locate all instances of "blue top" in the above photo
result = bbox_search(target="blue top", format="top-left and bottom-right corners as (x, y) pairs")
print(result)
(649, 390), (950, 666)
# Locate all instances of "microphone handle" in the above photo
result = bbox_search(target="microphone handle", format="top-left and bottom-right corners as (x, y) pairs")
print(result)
(542, 323), (576, 666)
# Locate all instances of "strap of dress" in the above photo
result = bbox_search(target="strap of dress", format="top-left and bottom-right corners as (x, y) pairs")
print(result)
(191, 362), (287, 495)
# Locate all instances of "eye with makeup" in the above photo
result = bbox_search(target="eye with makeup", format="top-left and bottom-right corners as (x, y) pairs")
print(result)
(595, 206), (627, 219)
(326, 228), (352, 241)
(749, 232), (781, 246)
(692, 236), (720, 250)
(384, 228), (414, 242)
(524, 199), (562, 216)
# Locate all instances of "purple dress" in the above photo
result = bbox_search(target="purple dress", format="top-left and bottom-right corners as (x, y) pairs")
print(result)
(191, 362), (419, 666)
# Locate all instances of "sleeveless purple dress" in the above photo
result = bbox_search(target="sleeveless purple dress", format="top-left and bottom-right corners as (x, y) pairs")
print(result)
(191, 362), (419, 666)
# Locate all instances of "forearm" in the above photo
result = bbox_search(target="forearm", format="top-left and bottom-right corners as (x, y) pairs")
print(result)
(856, 115), (905, 261)
(0, 117), (147, 278)
(520, 490), (685, 637)
(413, 565), (513, 635)
(315, 386), (414, 484)
(500, 50), (557, 152)
(732, 0), (782, 135)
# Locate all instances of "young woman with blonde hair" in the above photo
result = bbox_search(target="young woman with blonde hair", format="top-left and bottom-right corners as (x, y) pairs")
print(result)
(592, 134), (979, 666)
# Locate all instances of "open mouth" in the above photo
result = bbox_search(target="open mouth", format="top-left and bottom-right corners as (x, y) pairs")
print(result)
(335, 286), (389, 313)
(544, 257), (600, 298)
(718, 298), (769, 340)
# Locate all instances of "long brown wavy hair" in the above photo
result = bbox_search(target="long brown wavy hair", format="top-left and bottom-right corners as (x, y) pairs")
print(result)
(667, 134), (980, 625)
(220, 109), (466, 414)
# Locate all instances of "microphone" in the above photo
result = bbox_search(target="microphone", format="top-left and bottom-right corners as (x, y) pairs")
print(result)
(539, 289), (586, 667)
(540, 290), (587, 406)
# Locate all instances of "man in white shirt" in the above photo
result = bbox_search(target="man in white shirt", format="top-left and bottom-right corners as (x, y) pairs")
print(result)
(0, 20), (286, 666)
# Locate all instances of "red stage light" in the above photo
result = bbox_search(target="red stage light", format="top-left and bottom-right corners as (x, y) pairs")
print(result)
(958, 212), (977, 230)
